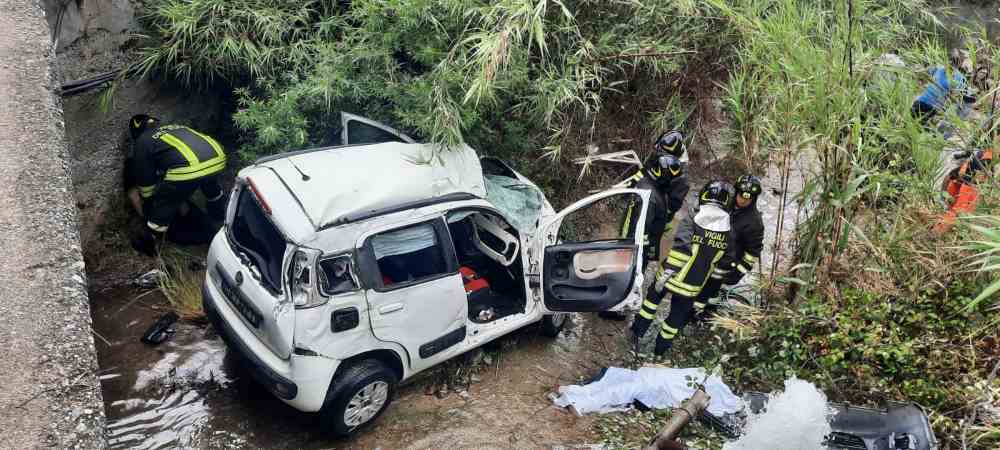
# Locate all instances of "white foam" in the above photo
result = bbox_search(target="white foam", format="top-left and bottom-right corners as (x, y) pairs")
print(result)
(723, 377), (833, 450)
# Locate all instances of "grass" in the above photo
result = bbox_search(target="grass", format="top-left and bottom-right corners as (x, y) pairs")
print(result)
(156, 249), (207, 322)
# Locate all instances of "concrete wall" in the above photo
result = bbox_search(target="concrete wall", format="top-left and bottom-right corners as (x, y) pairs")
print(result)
(0, 1), (105, 448)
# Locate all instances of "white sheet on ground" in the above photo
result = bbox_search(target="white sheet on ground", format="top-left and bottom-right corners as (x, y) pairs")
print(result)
(551, 367), (742, 416)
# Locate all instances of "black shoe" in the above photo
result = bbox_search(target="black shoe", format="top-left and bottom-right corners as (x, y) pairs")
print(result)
(131, 232), (158, 257)
(630, 318), (651, 339)
(654, 337), (673, 356)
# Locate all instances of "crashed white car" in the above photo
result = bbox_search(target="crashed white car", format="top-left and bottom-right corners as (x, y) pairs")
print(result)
(202, 114), (652, 435)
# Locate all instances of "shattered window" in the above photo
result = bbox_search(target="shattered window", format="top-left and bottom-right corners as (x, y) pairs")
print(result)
(484, 174), (545, 231)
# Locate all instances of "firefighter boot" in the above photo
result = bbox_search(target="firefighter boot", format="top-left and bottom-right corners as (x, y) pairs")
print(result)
(655, 323), (679, 356)
(131, 227), (165, 257)
(629, 316), (652, 351)
(654, 335), (674, 356)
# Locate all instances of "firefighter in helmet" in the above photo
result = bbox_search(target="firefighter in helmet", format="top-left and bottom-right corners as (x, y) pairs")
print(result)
(125, 114), (228, 256)
(692, 174), (765, 318)
(631, 180), (735, 356)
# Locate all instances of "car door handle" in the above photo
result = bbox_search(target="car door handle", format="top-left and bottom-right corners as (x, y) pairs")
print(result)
(379, 303), (405, 315)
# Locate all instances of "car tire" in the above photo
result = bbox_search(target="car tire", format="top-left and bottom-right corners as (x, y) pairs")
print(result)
(541, 313), (568, 337)
(321, 359), (397, 437)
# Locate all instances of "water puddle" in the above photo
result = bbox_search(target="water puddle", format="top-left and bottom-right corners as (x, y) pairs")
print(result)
(89, 284), (617, 449)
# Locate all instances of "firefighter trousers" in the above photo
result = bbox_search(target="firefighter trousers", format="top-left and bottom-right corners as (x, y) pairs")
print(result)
(630, 285), (696, 353)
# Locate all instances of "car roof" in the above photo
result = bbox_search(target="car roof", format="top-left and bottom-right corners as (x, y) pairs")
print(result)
(253, 142), (487, 231)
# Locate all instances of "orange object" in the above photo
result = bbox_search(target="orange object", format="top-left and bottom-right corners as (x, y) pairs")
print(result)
(933, 180), (980, 234)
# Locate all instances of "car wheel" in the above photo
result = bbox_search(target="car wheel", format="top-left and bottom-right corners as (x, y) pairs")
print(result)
(321, 359), (397, 437)
(541, 313), (568, 337)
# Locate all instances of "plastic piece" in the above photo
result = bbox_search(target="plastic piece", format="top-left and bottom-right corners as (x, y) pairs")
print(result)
(141, 312), (179, 345)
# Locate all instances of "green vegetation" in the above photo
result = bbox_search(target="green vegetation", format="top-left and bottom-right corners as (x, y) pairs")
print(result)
(156, 250), (207, 322)
(131, 0), (998, 447)
(135, 0), (724, 166)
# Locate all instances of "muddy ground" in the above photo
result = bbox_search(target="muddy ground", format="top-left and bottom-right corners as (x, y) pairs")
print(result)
(89, 280), (634, 450)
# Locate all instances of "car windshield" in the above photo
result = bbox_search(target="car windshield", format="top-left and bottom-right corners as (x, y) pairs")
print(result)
(484, 174), (545, 231)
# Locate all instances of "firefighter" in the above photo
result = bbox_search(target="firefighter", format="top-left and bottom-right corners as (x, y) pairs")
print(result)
(600, 132), (690, 321)
(630, 181), (735, 356)
(693, 174), (765, 318)
(933, 149), (993, 234)
(126, 114), (228, 256)
(619, 130), (691, 267)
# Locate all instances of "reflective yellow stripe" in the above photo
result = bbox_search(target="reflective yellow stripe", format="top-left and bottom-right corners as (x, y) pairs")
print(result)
(694, 302), (706, 311)
(621, 204), (632, 236)
(139, 185), (156, 198)
(666, 257), (686, 267)
(160, 133), (200, 166)
(188, 129), (225, 159)
(164, 157), (226, 181)
(639, 309), (656, 320)
(675, 243), (699, 281)
(668, 250), (690, 261)
(667, 279), (699, 296)
(737, 264), (749, 274)
(643, 300), (659, 310)
(743, 253), (758, 264)
(660, 324), (678, 339)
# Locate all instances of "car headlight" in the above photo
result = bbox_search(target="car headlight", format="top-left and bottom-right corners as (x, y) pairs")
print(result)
(289, 248), (326, 308)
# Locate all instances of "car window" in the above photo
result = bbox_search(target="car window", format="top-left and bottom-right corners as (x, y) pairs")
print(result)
(370, 222), (448, 287)
(556, 193), (641, 243)
(231, 187), (286, 293)
(318, 256), (358, 295)
(347, 120), (406, 145)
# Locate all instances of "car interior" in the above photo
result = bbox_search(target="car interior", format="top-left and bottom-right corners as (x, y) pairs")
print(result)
(446, 210), (527, 323)
(371, 222), (449, 288)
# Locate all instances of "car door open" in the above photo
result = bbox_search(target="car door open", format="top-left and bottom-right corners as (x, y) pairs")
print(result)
(534, 189), (651, 312)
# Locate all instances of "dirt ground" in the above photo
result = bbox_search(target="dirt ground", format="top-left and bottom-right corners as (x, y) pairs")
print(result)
(89, 278), (636, 450)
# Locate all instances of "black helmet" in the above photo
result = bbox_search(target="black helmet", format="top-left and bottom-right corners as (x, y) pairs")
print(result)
(654, 130), (685, 157)
(698, 180), (735, 211)
(644, 154), (684, 182)
(735, 174), (763, 202)
(129, 114), (160, 140)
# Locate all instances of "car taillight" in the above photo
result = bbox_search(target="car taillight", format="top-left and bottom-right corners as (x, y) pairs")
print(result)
(246, 176), (272, 215)
(289, 249), (325, 308)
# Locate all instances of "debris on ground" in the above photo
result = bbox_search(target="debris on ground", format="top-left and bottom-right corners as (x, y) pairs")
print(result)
(550, 367), (742, 416)
(132, 269), (166, 289)
(141, 312), (179, 345)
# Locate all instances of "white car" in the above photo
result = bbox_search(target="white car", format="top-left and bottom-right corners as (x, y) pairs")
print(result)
(202, 113), (652, 435)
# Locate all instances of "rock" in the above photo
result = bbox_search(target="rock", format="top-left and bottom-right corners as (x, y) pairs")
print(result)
(458, 390), (470, 400)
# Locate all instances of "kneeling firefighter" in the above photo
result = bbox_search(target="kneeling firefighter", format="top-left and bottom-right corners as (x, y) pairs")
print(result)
(693, 174), (765, 317)
(126, 114), (228, 256)
(630, 181), (735, 356)
(619, 130), (691, 267)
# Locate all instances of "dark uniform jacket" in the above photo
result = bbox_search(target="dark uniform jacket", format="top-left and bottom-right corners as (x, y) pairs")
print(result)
(662, 206), (730, 298)
(130, 124), (227, 199)
(720, 203), (764, 282)
(619, 167), (690, 263)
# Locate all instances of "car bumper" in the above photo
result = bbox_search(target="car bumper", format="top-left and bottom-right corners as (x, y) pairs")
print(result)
(203, 280), (340, 412)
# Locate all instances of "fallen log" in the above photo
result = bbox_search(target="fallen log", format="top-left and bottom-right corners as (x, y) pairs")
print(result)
(644, 388), (711, 450)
